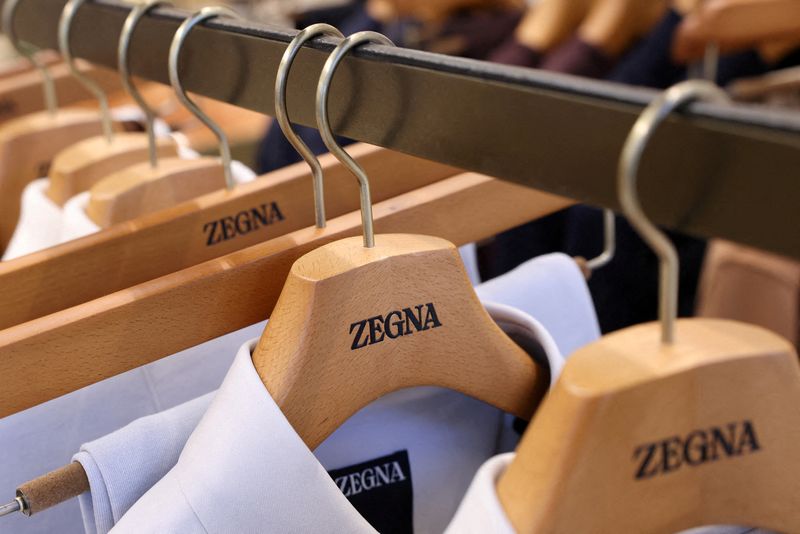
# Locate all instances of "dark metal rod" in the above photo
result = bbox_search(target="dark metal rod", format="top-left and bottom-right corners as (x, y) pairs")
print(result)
(5, 0), (800, 258)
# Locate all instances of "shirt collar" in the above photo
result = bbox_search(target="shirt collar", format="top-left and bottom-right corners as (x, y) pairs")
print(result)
(167, 304), (562, 533)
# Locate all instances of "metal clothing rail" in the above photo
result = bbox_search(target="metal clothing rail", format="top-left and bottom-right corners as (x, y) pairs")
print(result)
(7, 0), (800, 258)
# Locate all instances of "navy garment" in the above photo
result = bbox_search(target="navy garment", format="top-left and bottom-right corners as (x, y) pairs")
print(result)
(610, 8), (800, 88)
(607, 9), (685, 88)
(481, 9), (800, 333)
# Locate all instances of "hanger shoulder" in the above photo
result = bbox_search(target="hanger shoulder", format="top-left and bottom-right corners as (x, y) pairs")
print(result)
(0, 107), (100, 142)
(0, 173), (572, 417)
(0, 109), (105, 251)
(85, 157), (225, 228)
(516, 0), (595, 52)
(498, 318), (800, 533)
(578, 0), (667, 56)
(0, 146), (463, 329)
(253, 233), (548, 449)
(46, 133), (179, 206)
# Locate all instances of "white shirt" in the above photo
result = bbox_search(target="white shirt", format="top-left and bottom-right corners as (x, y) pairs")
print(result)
(446, 453), (776, 534)
(112, 302), (563, 534)
(2, 179), (62, 260)
(0, 322), (265, 534)
(475, 252), (600, 357)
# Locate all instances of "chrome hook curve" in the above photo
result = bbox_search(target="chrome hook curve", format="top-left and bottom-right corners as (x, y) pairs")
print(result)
(2, 0), (57, 115)
(316, 31), (395, 248)
(618, 79), (729, 343)
(119, 1), (169, 169)
(59, 0), (114, 142)
(169, 6), (240, 190)
(277, 23), (344, 229)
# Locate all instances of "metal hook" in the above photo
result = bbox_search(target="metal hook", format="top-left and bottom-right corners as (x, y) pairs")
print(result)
(0, 496), (23, 517)
(585, 209), (616, 271)
(169, 7), (240, 190)
(618, 80), (729, 344)
(119, 1), (169, 169)
(316, 31), (395, 248)
(689, 42), (720, 82)
(2, 0), (57, 115)
(277, 24), (344, 229)
(59, 0), (114, 142)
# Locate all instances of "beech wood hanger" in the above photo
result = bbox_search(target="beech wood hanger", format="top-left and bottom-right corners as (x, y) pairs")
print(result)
(0, 21), (472, 330)
(0, 31), (572, 517)
(672, 0), (800, 62)
(250, 31), (551, 450)
(43, 0), (181, 207)
(0, 170), (572, 519)
(0, 172), (571, 418)
(496, 80), (800, 533)
(0, 0), (117, 252)
(578, 0), (667, 57)
(514, 0), (595, 53)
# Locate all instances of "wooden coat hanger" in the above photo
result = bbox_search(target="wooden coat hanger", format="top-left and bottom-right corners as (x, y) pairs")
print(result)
(43, 0), (180, 207)
(80, 4), (246, 228)
(578, 0), (667, 57)
(496, 80), (800, 533)
(514, 0), (595, 53)
(0, 171), (572, 519)
(250, 31), (550, 450)
(672, 0), (800, 62)
(0, 107), (108, 252)
(0, 145), (463, 327)
(0, 21), (471, 330)
(0, 172), (571, 419)
(0, 0), (146, 250)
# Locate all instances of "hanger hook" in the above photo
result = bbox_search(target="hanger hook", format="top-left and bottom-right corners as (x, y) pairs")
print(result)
(277, 24), (344, 229)
(120, 1), (169, 169)
(169, 7), (240, 190)
(59, 0), (114, 143)
(618, 79), (729, 344)
(585, 209), (616, 271)
(2, 0), (57, 115)
(316, 31), (394, 248)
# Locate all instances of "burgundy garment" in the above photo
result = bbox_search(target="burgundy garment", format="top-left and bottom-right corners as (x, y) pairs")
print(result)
(540, 36), (616, 78)
(488, 37), (543, 67)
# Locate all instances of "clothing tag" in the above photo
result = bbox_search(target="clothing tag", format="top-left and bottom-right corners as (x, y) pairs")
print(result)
(328, 450), (414, 534)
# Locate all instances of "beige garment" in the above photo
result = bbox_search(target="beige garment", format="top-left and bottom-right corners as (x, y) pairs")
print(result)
(698, 240), (800, 347)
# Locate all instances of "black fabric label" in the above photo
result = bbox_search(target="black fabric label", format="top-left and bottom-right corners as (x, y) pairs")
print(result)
(328, 450), (414, 534)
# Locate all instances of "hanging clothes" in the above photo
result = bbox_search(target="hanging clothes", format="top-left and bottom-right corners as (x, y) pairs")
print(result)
(62, 252), (597, 534)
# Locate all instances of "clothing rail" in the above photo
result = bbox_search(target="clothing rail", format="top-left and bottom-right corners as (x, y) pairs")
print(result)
(6, 0), (800, 258)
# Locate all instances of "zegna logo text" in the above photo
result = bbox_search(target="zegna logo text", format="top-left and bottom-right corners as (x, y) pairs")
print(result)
(349, 302), (442, 351)
(334, 460), (408, 498)
(633, 420), (761, 480)
(203, 202), (284, 246)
